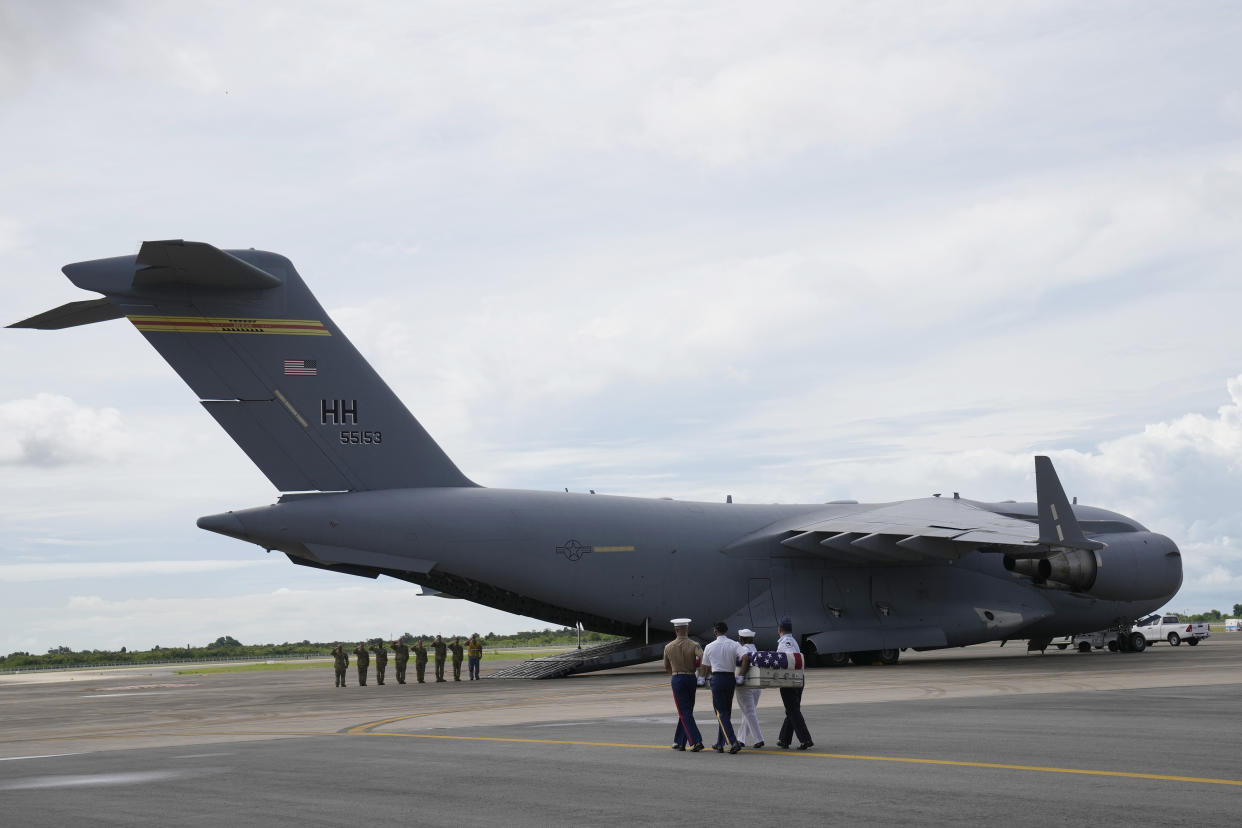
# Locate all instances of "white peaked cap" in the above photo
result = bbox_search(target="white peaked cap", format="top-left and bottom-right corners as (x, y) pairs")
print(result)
(737, 628), (755, 637)
(670, 617), (692, 626)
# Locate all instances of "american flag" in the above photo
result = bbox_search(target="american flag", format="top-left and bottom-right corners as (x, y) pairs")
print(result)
(749, 651), (803, 670)
(283, 359), (318, 376)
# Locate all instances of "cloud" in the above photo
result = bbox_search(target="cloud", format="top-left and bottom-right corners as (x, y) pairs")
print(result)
(0, 560), (278, 583)
(0, 394), (129, 467)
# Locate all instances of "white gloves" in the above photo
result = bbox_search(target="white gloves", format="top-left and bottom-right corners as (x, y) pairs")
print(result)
(735, 674), (745, 685)
(695, 675), (706, 686)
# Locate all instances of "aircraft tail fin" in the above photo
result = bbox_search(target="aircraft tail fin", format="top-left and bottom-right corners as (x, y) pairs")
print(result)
(1034, 455), (1101, 551)
(11, 240), (475, 492)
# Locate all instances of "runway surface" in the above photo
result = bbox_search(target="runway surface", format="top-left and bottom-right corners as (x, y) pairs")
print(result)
(3, 637), (1240, 826)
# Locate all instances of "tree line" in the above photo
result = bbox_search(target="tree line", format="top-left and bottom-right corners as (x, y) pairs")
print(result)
(1, 628), (619, 671)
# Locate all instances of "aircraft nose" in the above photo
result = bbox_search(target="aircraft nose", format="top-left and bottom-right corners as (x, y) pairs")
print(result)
(1088, 532), (1182, 601)
(1154, 533), (1184, 599)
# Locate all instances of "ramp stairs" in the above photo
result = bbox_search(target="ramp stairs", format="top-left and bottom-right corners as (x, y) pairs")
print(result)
(486, 635), (673, 679)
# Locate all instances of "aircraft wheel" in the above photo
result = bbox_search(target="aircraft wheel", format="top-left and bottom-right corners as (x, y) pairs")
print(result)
(1187, 638), (1200, 646)
(850, 650), (879, 666)
(1129, 632), (1147, 652)
(878, 648), (900, 665)
(824, 651), (852, 667)
(1167, 632), (1181, 646)
(1107, 640), (1119, 652)
(1077, 642), (1091, 653)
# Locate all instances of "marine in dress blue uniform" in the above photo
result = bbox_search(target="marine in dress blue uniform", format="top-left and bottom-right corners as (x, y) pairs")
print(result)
(699, 621), (749, 754)
(775, 616), (814, 749)
(663, 618), (704, 752)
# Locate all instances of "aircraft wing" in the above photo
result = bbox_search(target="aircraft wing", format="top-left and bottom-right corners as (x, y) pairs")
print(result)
(721, 496), (1045, 564)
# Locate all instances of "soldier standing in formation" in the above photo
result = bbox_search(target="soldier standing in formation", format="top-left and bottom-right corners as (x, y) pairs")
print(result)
(372, 640), (388, 685)
(432, 635), (448, 682)
(775, 616), (813, 750)
(331, 643), (349, 688)
(663, 618), (704, 752)
(412, 638), (428, 683)
(448, 637), (464, 681)
(392, 639), (410, 684)
(353, 641), (370, 687)
(466, 633), (484, 680)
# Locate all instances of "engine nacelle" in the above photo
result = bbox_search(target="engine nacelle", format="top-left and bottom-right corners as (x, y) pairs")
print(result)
(1004, 549), (1097, 591)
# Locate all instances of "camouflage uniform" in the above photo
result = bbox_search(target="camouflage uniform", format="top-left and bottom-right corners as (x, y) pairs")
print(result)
(331, 644), (349, 688)
(353, 642), (370, 686)
(432, 636), (447, 682)
(412, 641), (428, 683)
(372, 642), (388, 685)
(448, 639), (464, 681)
(392, 641), (410, 684)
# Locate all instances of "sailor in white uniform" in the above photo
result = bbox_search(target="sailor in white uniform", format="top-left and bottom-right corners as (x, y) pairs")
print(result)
(733, 628), (763, 748)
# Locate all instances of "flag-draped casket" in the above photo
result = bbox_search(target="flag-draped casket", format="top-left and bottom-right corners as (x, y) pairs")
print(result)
(741, 650), (804, 688)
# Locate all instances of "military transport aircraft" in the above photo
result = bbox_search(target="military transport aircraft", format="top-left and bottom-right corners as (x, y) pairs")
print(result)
(11, 241), (1183, 670)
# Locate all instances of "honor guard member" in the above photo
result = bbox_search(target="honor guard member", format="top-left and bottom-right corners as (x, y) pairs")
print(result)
(448, 637), (464, 681)
(352, 642), (370, 687)
(698, 621), (749, 754)
(733, 629), (763, 748)
(432, 635), (448, 682)
(412, 638), (429, 683)
(372, 640), (389, 685)
(775, 616), (813, 750)
(392, 639), (410, 684)
(331, 644), (349, 688)
(663, 618), (704, 752)
(466, 633), (484, 680)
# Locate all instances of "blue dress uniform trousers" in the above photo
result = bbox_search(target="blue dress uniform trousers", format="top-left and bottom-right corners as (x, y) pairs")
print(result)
(670, 674), (702, 747)
(778, 686), (812, 745)
(709, 672), (739, 748)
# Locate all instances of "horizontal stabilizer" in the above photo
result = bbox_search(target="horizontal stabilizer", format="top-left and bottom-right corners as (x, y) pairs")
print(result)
(7, 298), (123, 329)
(133, 239), (282, 290)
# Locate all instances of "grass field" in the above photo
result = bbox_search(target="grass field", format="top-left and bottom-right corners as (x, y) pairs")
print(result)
(175, 648), (575, 675)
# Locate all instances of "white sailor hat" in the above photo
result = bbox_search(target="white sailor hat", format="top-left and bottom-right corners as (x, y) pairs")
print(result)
(737, 628), (755, 637)
(670, 617), (692, 626)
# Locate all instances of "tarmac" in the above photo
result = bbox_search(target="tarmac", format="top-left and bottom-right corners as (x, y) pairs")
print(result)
(2, 637), (1240, 826)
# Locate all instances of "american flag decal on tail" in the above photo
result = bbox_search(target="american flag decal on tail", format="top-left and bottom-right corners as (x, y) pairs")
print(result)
(284, 359), (318, 376)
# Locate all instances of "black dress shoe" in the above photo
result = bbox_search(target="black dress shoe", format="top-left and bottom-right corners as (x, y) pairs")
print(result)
(671, 744), (685, 751)
(776, 741), (788, 749)
(690, 743), (704, 752)
(713, 745), (724, 753)
(753, 741), (764, 749)
(797, 741), (814, 750)
(729, 742), (742, 754)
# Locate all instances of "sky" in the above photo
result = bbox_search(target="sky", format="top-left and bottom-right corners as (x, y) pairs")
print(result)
(2, 1), (1242, 654)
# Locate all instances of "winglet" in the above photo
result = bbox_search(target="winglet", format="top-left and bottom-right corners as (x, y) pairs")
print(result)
(1035, 456), (1102, 551)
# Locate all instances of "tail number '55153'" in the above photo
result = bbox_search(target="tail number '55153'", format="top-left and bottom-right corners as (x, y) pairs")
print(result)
(340, 430), (382, 445)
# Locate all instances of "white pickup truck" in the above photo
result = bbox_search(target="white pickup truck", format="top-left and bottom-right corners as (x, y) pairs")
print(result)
(1133, 613), (1210, 646)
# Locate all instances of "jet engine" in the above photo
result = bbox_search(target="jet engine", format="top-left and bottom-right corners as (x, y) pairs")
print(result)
(1004, 549), (1097, 592)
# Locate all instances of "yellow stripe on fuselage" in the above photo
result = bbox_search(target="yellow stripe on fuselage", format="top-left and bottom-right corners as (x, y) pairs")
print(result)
(127, 315), (330, 336)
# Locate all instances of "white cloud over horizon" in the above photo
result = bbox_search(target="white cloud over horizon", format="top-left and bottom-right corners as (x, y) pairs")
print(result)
(2, 1), (1241, 654)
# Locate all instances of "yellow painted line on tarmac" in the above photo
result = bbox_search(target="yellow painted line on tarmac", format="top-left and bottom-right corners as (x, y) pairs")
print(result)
(357, 731), (1242, 788)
